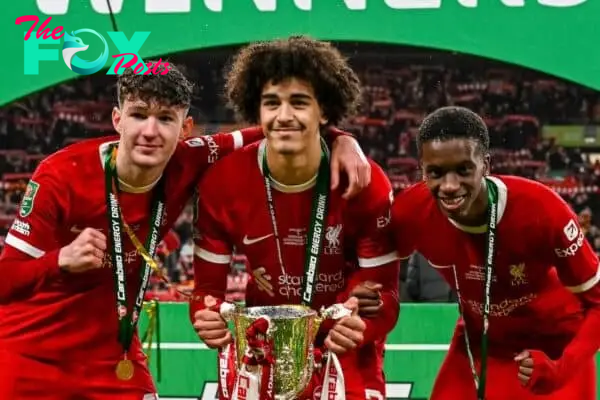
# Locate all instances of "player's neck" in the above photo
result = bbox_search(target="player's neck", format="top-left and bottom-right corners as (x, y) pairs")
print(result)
(115, 151), (163, 193)
(266, 139), (322, 186)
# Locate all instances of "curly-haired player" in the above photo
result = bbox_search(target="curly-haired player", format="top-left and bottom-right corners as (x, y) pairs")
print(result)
(0, 59), (369, 400)
(191, 36), (399, 400)
(225, 35), (361, 126)
(393, 106), (599, 400)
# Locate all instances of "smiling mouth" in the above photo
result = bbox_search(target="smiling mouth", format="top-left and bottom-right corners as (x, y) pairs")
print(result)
(438, 195), (467, 211)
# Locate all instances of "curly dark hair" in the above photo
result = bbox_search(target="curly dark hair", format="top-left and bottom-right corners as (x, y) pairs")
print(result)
(116, 60), (194, 110)
(418, 106), (490, 154)
(224, 36), (361, 125)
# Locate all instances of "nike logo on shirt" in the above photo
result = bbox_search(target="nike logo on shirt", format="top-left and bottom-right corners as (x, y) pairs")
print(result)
(242, 234), (274, 245)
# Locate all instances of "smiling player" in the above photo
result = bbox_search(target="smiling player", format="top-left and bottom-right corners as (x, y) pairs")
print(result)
(0, 61), (370, 400)
(392, 106), (600, 400)
(190, 36), (400, 400)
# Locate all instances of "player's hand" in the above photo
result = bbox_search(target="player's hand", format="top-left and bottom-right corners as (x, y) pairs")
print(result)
(515, 350), (534, 386)
(330, 133), (371, 200)
(325, 297), (366, 354)
(514, 349), (561, 394)
(193, 295), (232, 349)
(350, 281), (383, 318)
(58, 228), (107, 273)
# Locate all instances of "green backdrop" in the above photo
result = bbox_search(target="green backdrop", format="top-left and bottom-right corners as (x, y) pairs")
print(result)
(3, 0), (600, 106)
(138, 303), (598, 399)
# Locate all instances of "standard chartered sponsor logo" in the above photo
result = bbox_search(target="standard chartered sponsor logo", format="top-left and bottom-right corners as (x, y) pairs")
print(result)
(278, 271), (344, 297)
(467, 293), (536, 317)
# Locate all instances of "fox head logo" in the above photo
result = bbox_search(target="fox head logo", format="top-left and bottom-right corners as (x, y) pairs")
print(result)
(62, 29), (108, 75)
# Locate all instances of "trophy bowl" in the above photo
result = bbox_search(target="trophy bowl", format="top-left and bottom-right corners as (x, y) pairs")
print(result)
(232, 305), (321, 400)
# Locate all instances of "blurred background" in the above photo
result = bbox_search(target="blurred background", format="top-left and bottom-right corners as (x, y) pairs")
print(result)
(2, 43), (600, 305)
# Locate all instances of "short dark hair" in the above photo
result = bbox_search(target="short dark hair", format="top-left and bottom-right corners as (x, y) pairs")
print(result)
(224, 35), (361, 125)
(417, 106), (489, 154)
(116, 61), (193, 110)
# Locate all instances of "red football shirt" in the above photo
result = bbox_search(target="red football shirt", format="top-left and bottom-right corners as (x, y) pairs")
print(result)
(0, 129), (260, 361)
(191, 139), (400, 343)
(392, 175), (600, 357)
(192, 140), (399, 398)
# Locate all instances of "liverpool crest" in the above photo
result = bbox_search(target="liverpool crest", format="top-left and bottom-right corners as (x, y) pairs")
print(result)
(509, 263), (527, 286)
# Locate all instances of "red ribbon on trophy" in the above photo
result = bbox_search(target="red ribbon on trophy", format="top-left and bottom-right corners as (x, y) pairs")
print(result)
(320, 350), (346, 400)
(215, 315), (276, 400)
(234, 317), (275, 400)
(217, 341), (237, 399)
(318, 303), (352, 400)
(204, 300), (237, 400)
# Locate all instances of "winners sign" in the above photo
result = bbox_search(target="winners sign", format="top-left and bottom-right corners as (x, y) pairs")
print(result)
(2, 0), (599, 105)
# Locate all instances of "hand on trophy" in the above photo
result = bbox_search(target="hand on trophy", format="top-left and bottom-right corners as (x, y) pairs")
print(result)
(350, 281), (383, 318)
(192, 295), (233, 348)
(324, 296), (366, 354)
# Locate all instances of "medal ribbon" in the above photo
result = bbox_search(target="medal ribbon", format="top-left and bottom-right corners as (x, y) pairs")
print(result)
(451, 177), (499, 400)
(104, 147), (165, 358)
(262, 138), (331, 306)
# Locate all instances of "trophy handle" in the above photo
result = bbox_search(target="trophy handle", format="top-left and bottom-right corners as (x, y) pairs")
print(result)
(312, 317), (323, 342)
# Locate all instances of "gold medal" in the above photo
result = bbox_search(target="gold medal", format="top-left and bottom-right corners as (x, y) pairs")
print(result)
(115, 359), (134, 381)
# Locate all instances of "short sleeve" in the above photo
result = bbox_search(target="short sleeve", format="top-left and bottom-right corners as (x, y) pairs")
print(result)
(391, 185), (420, 259)
(350, 161), (398, 268)
(546, 189), (599, 294)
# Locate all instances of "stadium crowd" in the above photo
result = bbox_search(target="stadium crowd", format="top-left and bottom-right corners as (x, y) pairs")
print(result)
(2, 46), (600, 303)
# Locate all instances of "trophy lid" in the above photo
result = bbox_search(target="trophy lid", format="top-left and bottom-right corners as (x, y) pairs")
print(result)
(237, 304), (317, 320)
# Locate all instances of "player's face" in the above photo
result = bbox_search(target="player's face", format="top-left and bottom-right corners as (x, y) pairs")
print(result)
(112, 99), (193, 168)
(260, 78), (328, 155)
(421, 138), (489, 222)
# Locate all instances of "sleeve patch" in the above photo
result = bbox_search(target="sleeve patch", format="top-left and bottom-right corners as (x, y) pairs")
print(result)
(19, 180), (40, 218)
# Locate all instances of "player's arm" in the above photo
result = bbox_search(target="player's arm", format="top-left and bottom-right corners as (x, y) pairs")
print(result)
(531, 189), (600, 392)
(189, 189), (233, 317)
(180, 125), (356, 165)
(189, 179), (235, 348)
(0, 162), (65, 303)
(328, 127), (371, 199)
(181, 126), (264, 168)
(341, 162), (400, 345)
(390, 185), (419, 260)
(180, 126), (369, 197)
